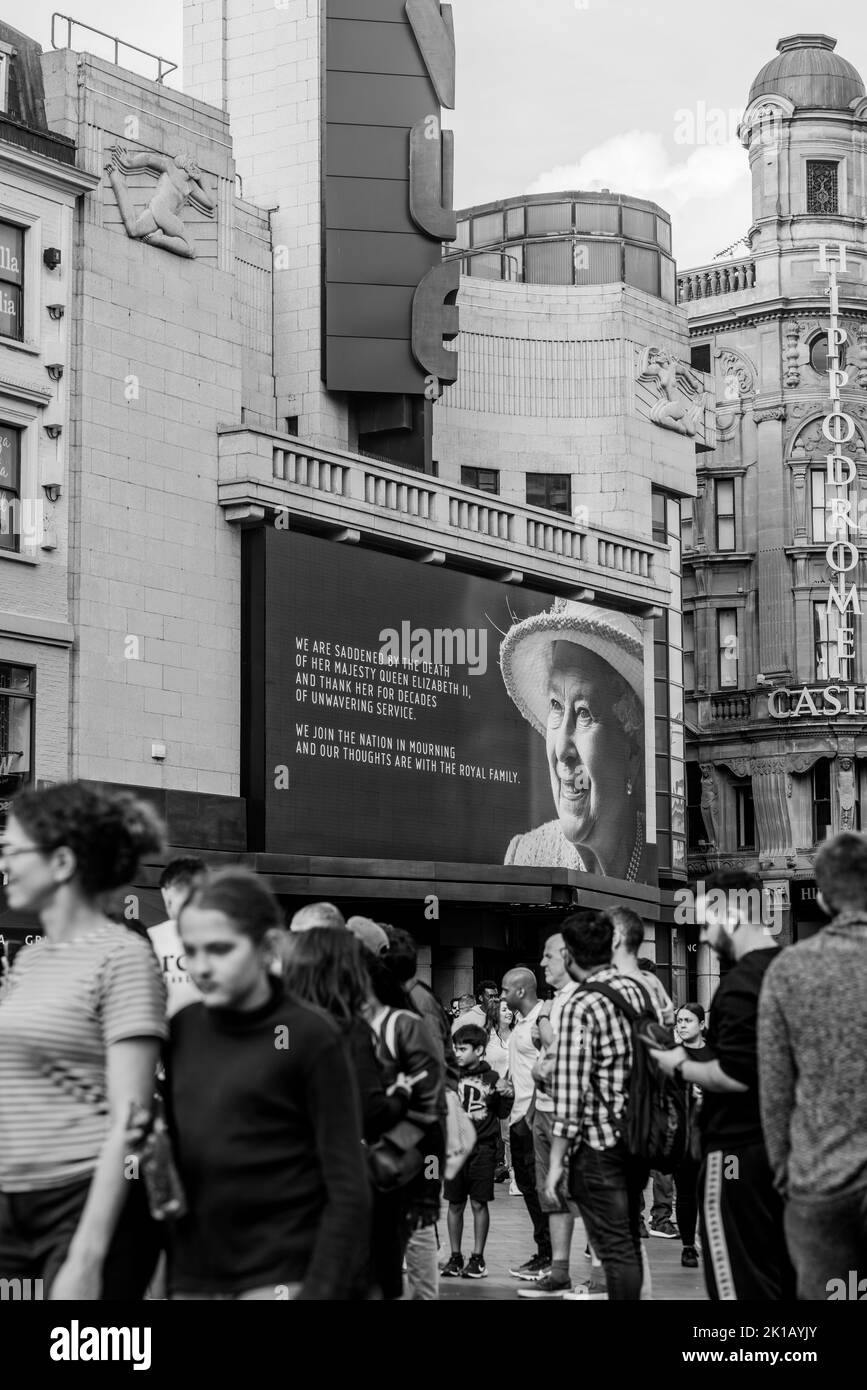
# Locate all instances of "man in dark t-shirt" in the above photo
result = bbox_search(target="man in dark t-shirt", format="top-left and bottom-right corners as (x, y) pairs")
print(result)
(651, 870), (795, 1300)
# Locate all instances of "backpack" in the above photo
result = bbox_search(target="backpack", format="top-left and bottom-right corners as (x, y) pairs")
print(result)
(576, 979), (688, 1174)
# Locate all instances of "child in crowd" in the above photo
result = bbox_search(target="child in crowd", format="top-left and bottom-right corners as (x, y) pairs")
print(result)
(163, 868), (370, 1299)
(440, 1024), (513, 1280)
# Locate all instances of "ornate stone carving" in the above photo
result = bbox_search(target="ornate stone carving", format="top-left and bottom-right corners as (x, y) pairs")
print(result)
(837, 755), (857, 830)
(790, 414), (867, 460)
(104, 145), (216, 258)
(857, 324), (867, 389)
(791, 463), (808, 538)
(721, 756), (752, 778)
(719, 348), (756, 401)
(637, 347), (707, 436)
(753, 405), (787, 424)
(783, 320), (802, 388)
(699, 764), (721, 846)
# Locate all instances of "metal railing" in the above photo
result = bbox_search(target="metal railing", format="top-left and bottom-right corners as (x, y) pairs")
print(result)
(51, 13), (178, 84)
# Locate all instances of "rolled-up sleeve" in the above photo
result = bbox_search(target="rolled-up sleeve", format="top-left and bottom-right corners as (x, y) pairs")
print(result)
(552, 998), (593, 1140)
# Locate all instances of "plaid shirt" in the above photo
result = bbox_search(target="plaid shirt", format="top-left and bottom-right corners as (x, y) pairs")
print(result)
(551, 966), (648, 1149)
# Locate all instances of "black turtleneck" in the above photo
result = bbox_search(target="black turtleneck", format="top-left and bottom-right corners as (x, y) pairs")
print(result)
(165, 980), (370, 1298)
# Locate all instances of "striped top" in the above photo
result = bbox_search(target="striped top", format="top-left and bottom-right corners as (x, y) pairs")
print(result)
(0, 926), (167, 1192)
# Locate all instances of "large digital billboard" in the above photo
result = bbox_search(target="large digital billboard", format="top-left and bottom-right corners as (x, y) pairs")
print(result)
(244, 529), (654, 882)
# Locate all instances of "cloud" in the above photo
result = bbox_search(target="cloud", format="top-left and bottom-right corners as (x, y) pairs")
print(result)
(527, 129), (746, 211)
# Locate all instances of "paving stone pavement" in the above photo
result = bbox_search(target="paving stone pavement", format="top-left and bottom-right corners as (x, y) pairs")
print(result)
(437, 1184), (708, 1301)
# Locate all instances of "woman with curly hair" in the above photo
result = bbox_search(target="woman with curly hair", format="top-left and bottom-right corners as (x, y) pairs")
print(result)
(0, 781), (168, 1299)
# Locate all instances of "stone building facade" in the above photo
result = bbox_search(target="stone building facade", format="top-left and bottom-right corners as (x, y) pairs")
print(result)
(2, 11), (708, 1002)
(681, 33), (867, 943)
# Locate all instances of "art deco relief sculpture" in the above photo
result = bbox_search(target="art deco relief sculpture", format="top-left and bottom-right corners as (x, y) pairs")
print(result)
(637, 347), (707, 436)
(104, 146), (216, 259)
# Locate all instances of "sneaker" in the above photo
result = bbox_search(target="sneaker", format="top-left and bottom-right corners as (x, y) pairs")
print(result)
(681, 1245), (699, 1268)
(649, 1218), (678, 1239)
(563, 1279), (607, 1301)
(639, 1218), (649, 1239)
(583, 1245), (591, 1260)
(494, 1165), (510, 1183)
(508, 1177), (521, 1196)
(440, 1253), (464, 1277)
(516, 1273), (571, 1299)
(509, 1254), (551, 1281)
(462, 1253), (487, 1279)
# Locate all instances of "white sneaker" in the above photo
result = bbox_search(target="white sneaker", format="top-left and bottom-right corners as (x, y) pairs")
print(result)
(562, 1280), (607, 1301)
(508, 1176), (521, 1196)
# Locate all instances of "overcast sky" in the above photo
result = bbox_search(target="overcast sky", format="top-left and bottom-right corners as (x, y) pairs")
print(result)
(7, 0), (867, 267)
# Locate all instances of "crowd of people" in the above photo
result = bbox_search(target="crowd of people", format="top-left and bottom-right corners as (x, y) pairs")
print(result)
(0, 780), (864, 1302)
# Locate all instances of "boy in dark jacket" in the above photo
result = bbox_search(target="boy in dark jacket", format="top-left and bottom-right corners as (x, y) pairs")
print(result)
(441, 1024), (513, 1280)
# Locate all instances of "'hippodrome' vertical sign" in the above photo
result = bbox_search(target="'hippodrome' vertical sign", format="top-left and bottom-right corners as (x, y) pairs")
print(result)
(819, 241), (861, 673)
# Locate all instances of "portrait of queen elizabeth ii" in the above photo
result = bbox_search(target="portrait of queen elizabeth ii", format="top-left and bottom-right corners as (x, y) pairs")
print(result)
(499, 599), (647, 882)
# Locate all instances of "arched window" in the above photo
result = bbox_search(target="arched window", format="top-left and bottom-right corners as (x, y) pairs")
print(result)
(809, 333), (846, 375)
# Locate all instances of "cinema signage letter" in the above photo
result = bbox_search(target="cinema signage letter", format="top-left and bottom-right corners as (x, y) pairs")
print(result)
(323, 1), (458, 397)
(766, 243), (862, 719)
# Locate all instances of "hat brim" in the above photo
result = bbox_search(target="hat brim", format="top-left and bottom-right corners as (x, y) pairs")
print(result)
(500, 606), (644, 737)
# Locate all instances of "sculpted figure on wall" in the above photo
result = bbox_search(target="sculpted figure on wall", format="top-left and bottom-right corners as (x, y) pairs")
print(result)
(638, 347), (706, 436)
(105, 146), (216, 258)
(837, 756), (857, 831)
(699, 764), (721, 846)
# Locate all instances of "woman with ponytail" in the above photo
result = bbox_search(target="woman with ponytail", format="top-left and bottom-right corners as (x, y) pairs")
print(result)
(0, 781), (168, 1299)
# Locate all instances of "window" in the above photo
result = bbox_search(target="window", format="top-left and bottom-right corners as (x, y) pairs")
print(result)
(573, 202), (619, 234)
(0, 664), (33, 827)
(683, 611), (695, 691)
(686, 762), (705, 849)
(814, 601), (854, 680)
(812, 760), (832, 843)
(810, 469), (850, 543)
(461, 466), (499, 495)
(690, 344), (711, 374)
(809, 333), (846, 375)
(0, 42), (15, 117)
(524, 241), (572, 285)
(526, 473), (571, 515)
(0, 425), (21, 554)
(0, 221), (24, 343)
(470, 212), (503, 246)
(681, 496), (694, 550)
(717, 609), (738, 688)
(715, 478), (736, 550)
(526, 202), (572, 235)
(806, 160), (839, 215)
(733, 781), (756, 851)
(624, 244), (659, 296)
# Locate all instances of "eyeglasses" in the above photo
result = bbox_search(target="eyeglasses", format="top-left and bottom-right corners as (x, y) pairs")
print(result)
(0, 844), (45, 861)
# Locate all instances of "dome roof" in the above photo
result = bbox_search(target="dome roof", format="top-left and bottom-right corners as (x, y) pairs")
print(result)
(749, 34), (865, 110)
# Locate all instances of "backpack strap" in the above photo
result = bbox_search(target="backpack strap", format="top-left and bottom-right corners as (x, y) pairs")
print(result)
(576, 978), (641, 1023)
(381, 1008), (416, 1061)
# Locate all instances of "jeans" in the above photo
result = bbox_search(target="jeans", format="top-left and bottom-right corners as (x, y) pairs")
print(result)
(784, 1184), (867, 1301)
(649, 1170), (674, 1224)
(569, 1143), (647, 1300)
(403, 1223), (439, 1300)
(510, 1117), (551, 1260)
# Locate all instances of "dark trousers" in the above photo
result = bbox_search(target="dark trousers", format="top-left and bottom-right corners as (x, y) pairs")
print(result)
(510, 1117), (550, 1260)
(675, 1155), (701, 1246)
(0, 1176), (162, 1299)
(699, 1144), (796, 1300)
(784, 1183), (867, 1301)
(649, 1170), (674, 1224)
(569, 1142), (648, 1300)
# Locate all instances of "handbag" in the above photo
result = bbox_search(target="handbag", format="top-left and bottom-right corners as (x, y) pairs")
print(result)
(366, 1010), (427, 1192)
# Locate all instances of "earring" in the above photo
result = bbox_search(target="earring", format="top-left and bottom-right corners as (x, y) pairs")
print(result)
(626, 778), (633, 797)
